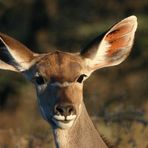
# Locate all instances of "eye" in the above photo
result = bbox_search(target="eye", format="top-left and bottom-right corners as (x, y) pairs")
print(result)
(34, 74), (46, 85)
(77, 74), (87, 83)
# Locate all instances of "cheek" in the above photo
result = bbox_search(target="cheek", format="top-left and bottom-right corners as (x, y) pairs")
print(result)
(73, 84), (83, 103)
(65, 84), (83, 111)
(36, 85), (58, 105)
(39, 89), (57, 109)
(75, 85), (84, 115)
(36, 87), (59, 120)
(37, 94), (56, 122)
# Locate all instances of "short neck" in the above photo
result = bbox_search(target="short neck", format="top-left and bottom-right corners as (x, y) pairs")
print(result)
(53, 102), (108, 148)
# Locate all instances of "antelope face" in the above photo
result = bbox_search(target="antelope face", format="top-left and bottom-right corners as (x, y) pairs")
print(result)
(0, 16), (137, 129)
(31, 52), (89, 129)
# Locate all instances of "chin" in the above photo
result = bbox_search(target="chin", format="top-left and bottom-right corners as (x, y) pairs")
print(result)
(53, 119), (75, 129)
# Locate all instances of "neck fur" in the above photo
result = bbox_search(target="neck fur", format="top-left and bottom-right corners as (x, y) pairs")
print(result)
(53, 102), (108, 148)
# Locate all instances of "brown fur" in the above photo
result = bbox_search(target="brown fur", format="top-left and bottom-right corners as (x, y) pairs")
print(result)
(0, 16), (137, 148)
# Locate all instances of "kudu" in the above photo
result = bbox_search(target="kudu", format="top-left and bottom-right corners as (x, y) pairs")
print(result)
(0, 16), (137, 148)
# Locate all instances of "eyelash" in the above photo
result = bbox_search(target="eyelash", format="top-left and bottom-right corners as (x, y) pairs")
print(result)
(77, 74), (87, 83)
(34, 73), (46, 85)
(34, 73), (87, 85)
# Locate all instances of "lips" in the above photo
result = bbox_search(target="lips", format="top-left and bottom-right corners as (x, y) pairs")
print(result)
(52, 114), (76, 129)
(58, 120), (72, 123)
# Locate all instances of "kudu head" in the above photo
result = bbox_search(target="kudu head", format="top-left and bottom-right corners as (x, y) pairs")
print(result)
(0, 16), (137, 129)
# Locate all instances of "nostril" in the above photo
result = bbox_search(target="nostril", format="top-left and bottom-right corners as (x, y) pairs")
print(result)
(67, 106), (76, 115)
(54, 104), (76, 116)
(56, 106), (64, 115)
(68, 108), (73, 114)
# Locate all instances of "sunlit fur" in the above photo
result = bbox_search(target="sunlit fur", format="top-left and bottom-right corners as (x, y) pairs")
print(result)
(0, 16), (137, 148)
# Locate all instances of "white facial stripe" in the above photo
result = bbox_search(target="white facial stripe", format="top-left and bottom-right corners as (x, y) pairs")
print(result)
(50, 82), (72, 87)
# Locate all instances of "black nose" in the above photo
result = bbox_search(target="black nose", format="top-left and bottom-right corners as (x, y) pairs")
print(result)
(54, 104), (76, 116)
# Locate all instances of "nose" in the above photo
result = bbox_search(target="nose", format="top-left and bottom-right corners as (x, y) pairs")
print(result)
(54, 104), (76, 116)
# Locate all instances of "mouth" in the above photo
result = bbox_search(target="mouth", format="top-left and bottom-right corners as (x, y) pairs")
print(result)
(52, 114), (76, 129)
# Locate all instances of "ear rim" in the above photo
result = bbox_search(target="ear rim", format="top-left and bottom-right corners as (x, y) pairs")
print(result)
(0, 33), (39, 72)
(80, 15), (138, 71)
(0, 60), (17, 71)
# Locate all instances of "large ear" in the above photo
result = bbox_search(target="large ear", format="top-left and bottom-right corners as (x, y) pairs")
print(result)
(80, 16), (138, 71)
(0, 33), (38, 72)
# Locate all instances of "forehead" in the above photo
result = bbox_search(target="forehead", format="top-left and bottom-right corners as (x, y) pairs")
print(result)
(36, 51), (84, 81)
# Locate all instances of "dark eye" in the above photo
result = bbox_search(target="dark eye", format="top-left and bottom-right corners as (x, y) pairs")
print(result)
(77, 74), (87, 83)
(35, 75), (46, 85)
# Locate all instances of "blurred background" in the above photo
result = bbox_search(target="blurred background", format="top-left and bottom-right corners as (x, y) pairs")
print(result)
(0, 0), (147, 147)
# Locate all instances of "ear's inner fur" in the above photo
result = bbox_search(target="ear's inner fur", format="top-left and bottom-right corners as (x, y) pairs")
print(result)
(0, 39), (20, 69)
(80, 33), (106, 59)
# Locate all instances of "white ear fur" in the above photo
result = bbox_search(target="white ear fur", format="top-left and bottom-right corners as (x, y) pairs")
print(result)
(0, 60), (17, 71)
(81, 16), (138, 71)
(0, 33), (38, 72)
